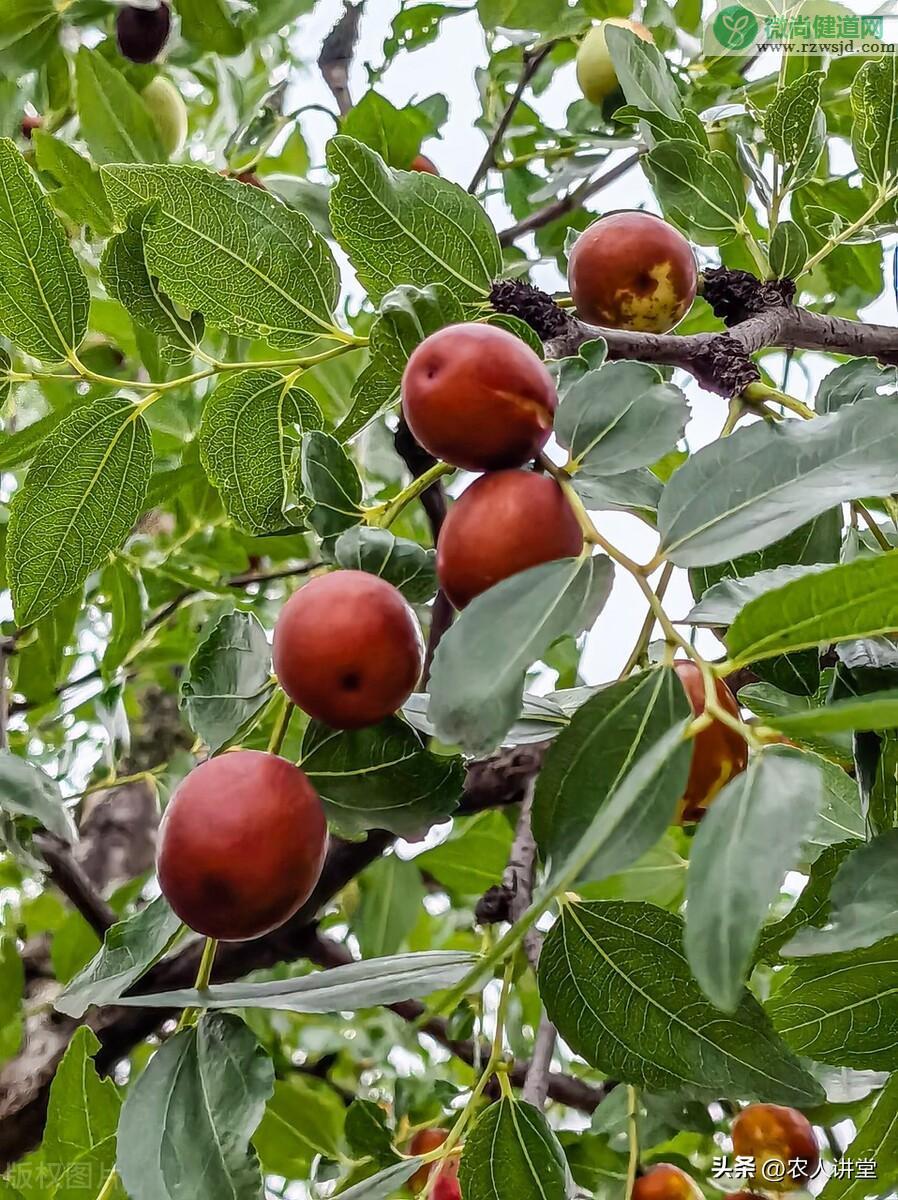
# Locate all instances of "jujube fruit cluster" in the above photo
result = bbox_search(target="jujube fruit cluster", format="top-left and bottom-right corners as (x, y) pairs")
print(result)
(732, 1104), (820, 1190)
(117, 1), (172, 63)
(156, 750), (328, 941)
(674, 659), (748, 821)
(273, 570), (424, 729)
(401, 322), (583, 609)
(576, 18), (654, 105)
(568, 212), (698, 334)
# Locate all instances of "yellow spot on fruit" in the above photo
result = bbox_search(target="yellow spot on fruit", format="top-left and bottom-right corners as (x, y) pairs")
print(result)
(612, 262), (690, 333)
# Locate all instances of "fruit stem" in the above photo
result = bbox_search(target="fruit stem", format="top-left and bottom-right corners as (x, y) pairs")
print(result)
(176, 937), (218, 1031)
(366, 460), (455, 528)
(267, 694), (294, 755)
(742, 381), (814, 420)
(625, 1085), (640, 1200)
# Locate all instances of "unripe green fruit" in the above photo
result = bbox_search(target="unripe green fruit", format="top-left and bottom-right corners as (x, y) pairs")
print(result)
(141, 75), (187, 158)
(576, 18), (654, 106)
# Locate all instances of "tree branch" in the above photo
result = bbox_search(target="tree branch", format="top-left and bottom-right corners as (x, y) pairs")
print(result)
(490, 276), (898, 396)
(498, 151), (642, 247)
(33, 835), (117, 940)
(468, 40), (558, 194)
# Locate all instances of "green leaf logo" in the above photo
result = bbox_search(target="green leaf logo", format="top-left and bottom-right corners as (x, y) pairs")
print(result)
(713, 5), (760, 51)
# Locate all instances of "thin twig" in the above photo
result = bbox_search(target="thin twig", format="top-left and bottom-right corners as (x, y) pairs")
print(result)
(498, 150), (642, 246)
(468, 41), (558, 194)
(33, 834), (117, 939)
(522, 1017), (557, 1108)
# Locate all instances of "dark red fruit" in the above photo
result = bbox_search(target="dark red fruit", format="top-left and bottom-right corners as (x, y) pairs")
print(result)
(409, 1129), (448, 1192)
(401, 324), (557, 472)
(273, 571), (424, 730)
(568, 212), (697, 333)
(21, 114), (42, 139)
(411, 154), (439, 175)
(732, 1104), (820, 1191)
(632, 1164), (701, 1200)
(674, 659), (748, 822)
(437, 470), (583, 609)
(116, 2), (172, 64)
(156, 750), (328, 942)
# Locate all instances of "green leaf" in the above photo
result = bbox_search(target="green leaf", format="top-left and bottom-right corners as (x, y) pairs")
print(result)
(782, 831), (898, 957)
(301, 717), (462, 838)
(429, 556), (613, 755)
(572, 466), (663, 515)
(7, 395), (153, 625)
(763, 71), (825, 189)
(727, 553), (898, 667)
(200, 370), (322, 534)
(327, 136), (501, 304)
(345, 1098), (398, 1165)
(659, 397), (898, 567)
(101, 163), (340, 349)
(336, 283), (465, 441)
(337, 1161), (421, 1200)
(100, 207), (203, 365)
(353, 854), (425, 958)
(254, 1077), (345, 1178)
(767, 691), (898, 737)
(545, 721), (691, 893)
(111, 950), (477, 1011)
(341, 91), (431, 169)
(416, 811), (514, 898)
(32, 131), (114, 236)
(56, 897), (182, 1019)
(181, 611), (274, 752)
(334, 527), (437, 603)
(738, 682), (852, 763)
(75, 49), (165, 166)
(538, 901), (823, 1105)
(768, 935), (898, 1069)
(817, 358), (897, 413)
(605, 23), (682, 121)
(851, 56), (898, 190)
(532, 668), (690, 877)
(0, 936), (23, 1063)
(755, 841), (858, 963)
(100, 560), (145, 681)
(0, 138), (89, 363)
(554, 361), (689, 475)
(175, 0), (245, 55)
(646, 140), (746, 245)
(684, 748), (824, 1011)
(809, 757), (866, 850)
(0, 0), (59, 71)
(0, 754), (76, 842)
(117, 1013), (273, 1200)
(43, 1027), (121, 1200)
(459, 1097), (569, 1200)
(301, 430), (363, 548)
(685, 563), (831, 627)
(819, 1074), (898, 1200)
(768, 221), (808, 279)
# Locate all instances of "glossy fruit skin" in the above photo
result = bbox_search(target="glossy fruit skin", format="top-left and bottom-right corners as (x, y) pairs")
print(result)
(411, 153), (439, 175)
(401, 324), (557, 472)
(568, 212), (698, 334)
(431, 1172), (460, 1200)
(408, 1129), (448, 1192)
(437, 470), (583, 609)
(141, 76), (187, 157)
(674, 660), (748, 822)
(732, 1104), (820, 1191)
(116, 2), (172, 63)
(576, 19), (654, 105)
(273, 571), (424, 730)
(632, 1163), (701, 1200)
(21, 114), (42, 139)
(156, 750), (328, 942)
